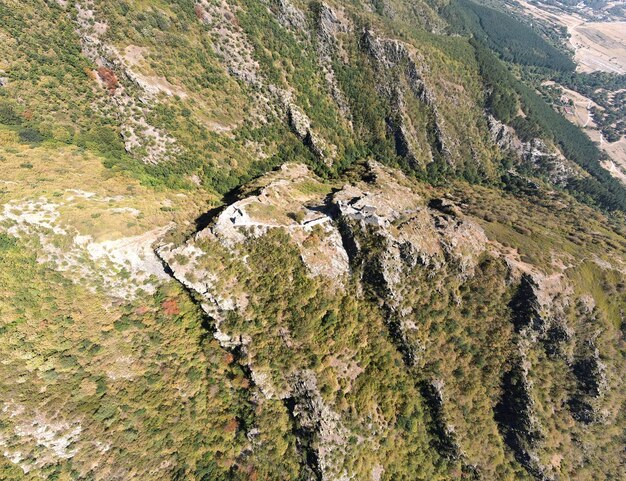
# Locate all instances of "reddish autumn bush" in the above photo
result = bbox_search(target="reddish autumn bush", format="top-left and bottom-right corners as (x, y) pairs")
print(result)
(161, 298), (180, 316)
(224, 418), (239, 433)
(222, 352), (235, 364)
(96, 67), (118, 92)
(194, 4), (205, 19)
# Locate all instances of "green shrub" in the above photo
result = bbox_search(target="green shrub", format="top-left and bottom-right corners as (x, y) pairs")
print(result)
(0, 101), (21, 125)
(0, 234), (17, 251)
(18, 127), (44, 143)
(78, 126), (125, 158)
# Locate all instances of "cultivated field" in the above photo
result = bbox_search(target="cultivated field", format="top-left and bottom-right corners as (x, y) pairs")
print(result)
(515, 0), (626, 74)
(572, 21), (626, 74)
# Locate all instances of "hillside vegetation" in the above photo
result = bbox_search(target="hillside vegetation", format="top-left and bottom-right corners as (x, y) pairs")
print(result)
(443, 0), (576, 71)
(0, 1), (624, 480)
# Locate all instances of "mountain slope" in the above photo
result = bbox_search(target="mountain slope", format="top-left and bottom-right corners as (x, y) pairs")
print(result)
(0, 1), (624, 480)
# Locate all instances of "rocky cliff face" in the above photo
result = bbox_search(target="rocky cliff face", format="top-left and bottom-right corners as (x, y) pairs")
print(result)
(1, 1), (625, 479)
(156, 161), (625, 481)
(487, 115), (580, 186)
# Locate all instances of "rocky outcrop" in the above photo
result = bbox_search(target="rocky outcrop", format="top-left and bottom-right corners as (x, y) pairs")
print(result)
(361, 31), (416, 74)
(487, 115), (578, 186)
(572, 347), (606, 398)
(329, 163), (490, 368)
(420, 380), (461, 460)
(273, 0), (309, 34)
(487, 115), (522, 153)
(508, 271), (573, 341)
(74, 1), (178, 164)
(284, 372), (348, 481)
(568, 332), (608, 424)
(509, 274), (546, 333)
(333, 164), (488, 278)
(521, 138), (576, 186)
(287, 104), (336, 163)
(360, 30), (450, 166)
(494, 361), (548, 481)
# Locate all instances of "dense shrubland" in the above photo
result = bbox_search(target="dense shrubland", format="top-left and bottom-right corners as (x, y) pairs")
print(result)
(0, 0), (625, 479)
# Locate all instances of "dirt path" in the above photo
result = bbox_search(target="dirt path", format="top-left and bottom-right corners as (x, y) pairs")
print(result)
(583, 100), (592, 128)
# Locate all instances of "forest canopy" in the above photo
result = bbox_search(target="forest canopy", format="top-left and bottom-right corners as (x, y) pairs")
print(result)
(443, 0), (576, 71)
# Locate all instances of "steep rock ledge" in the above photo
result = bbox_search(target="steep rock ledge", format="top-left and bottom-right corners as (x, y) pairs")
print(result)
(284, 372), (349, 481)
(360, 30), (449, 167)
(487, 115), (579, 187)
(494, 360), (548, 481)
(156, 160), (622, 479)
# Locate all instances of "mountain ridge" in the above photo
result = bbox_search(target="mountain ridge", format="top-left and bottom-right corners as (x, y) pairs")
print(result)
(0, 1), (624, 480)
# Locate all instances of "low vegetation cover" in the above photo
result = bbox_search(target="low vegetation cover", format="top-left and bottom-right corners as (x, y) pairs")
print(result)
(554, 71), (626, 141)
(0, 0), (624, 480)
